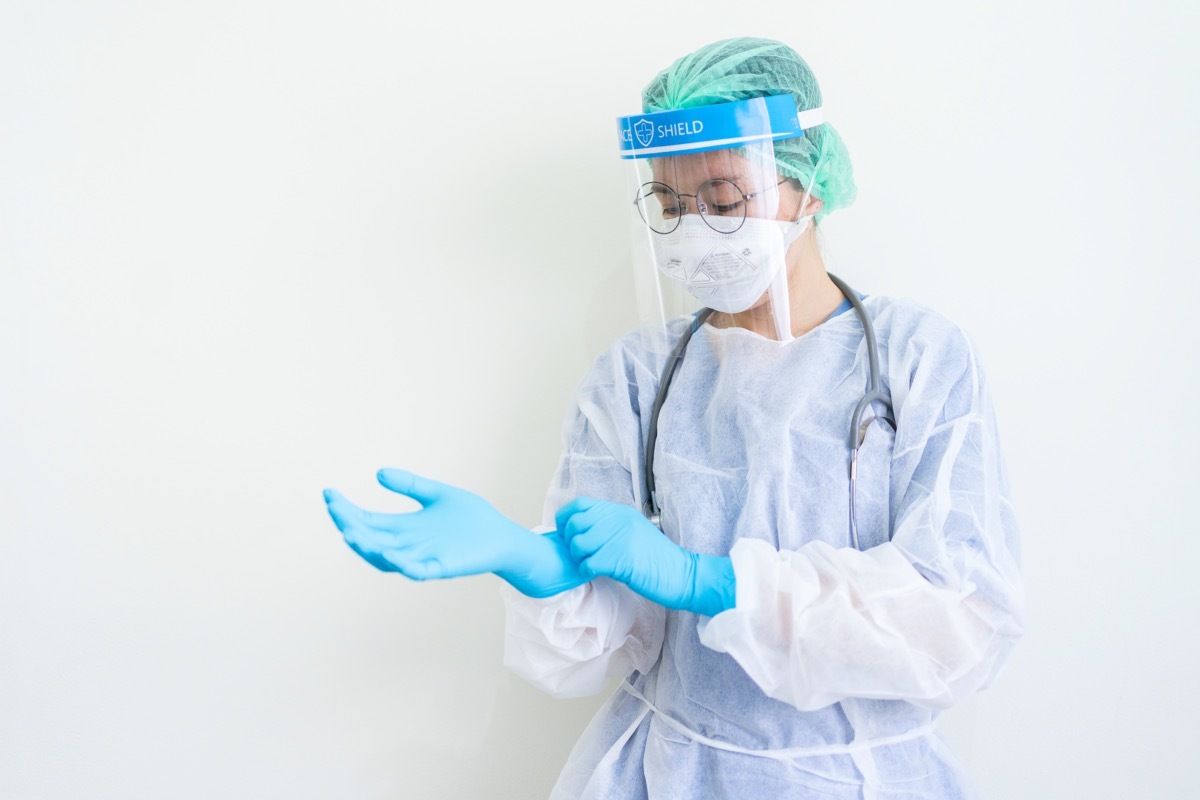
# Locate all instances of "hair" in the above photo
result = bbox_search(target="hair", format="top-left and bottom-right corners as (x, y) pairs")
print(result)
(641, 37), (857, 221)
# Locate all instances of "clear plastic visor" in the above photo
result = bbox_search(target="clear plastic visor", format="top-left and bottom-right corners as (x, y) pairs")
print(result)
(625, 141), (813, 354)
(632, 146), (788, 235)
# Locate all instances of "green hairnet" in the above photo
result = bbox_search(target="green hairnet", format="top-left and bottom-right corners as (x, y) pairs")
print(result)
(642, 37), (856, 221)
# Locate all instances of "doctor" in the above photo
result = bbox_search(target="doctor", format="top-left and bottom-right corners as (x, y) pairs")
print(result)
(323, 36), (1024, 799)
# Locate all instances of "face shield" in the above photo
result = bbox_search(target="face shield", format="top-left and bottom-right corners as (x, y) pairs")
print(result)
(616, 96), (824, 350)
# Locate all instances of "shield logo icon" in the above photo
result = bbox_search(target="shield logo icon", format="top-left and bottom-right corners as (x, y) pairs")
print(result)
(634, 118), (654, 148)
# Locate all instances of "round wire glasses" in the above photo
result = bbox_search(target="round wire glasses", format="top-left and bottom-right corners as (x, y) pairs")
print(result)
(633, 178), (787, 235)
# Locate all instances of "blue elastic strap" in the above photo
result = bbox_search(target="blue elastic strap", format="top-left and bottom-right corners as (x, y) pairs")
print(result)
(617, 95), (804, 160)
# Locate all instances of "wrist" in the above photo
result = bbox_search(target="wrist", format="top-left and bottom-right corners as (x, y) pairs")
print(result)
(495, 527), (586, 599)
(493, 523), (543, 584)
(688, 554), (736, 617)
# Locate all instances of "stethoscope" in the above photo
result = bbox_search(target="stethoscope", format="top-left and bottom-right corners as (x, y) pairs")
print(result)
(640, 273), (894, 551)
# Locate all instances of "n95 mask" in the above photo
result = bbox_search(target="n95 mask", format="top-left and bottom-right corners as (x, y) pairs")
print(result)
(651, 215), (812, 313)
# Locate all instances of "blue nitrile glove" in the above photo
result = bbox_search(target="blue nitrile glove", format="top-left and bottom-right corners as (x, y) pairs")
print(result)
(323, 469), (588, 598)
(556, 497), (736, 617)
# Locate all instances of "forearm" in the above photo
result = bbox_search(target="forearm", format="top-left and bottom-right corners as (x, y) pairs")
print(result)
(698, 539), (1022, 711)
(494, 528), (589, 599)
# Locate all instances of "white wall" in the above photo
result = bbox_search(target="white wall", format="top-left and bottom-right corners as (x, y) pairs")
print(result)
(2, 1), (1196, 797)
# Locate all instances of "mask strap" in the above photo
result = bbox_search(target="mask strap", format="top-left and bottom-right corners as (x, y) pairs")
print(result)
(767, 259), (792, 343)
(771, 177), (818, 342)
(782, 214), (813, 248)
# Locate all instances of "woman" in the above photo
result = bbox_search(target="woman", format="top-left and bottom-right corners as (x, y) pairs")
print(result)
(324, 37), (1024, 799)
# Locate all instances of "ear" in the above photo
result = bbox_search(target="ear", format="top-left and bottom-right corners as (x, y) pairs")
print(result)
(780, 178), (823, 221)
(800, 193), (823, 219)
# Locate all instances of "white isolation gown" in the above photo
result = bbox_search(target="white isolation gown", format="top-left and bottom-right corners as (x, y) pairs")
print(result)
(502, 295), (1025, 799)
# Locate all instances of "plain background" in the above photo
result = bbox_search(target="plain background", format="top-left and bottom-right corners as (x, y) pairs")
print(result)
(2, 1), (1197, 797)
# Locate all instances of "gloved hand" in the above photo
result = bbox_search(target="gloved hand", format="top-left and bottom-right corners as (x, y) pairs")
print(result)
(556, 497), (736, 617)
(323, 469), (588, 598)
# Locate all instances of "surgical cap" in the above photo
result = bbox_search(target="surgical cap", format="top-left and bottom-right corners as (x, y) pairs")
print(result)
(642, 37), (857, 221)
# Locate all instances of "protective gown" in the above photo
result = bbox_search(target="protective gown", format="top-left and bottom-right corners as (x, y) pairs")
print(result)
(502, 295), (1025, 799)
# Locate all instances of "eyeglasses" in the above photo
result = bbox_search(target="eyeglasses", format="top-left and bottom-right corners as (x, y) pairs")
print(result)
(633, 178), (788, 235)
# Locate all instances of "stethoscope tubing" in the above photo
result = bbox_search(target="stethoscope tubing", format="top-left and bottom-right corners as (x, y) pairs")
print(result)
(641, 272), (894, 549)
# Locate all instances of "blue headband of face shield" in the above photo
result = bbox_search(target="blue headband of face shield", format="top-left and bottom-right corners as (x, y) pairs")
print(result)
(616, 95), (824, 159)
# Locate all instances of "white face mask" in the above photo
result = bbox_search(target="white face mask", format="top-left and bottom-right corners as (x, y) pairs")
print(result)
(652, 214), (812, 313)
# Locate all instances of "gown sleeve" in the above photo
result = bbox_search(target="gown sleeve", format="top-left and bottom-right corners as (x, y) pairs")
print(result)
(698, 320), (1026, 712)
(502, 342), (667, 699)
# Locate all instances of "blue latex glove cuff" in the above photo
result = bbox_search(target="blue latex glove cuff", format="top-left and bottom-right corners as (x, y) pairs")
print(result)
(690, 553), (737, 617)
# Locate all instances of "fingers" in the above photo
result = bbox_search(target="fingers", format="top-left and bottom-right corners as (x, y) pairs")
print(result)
(574, 535), (627, 583)
(566, 526), (610, 562)
(553, 500), (654, 588)
(323, 487), (426, 574)
(558, 498), (627, 541)
(576, 554), (617, 582)
(322, 488), (360, 533)
(575, 557), (599, 581)
(556, 500), (630, 564)
(377, 469), (454, 506)
(321, 473), (473, 583)
(323, 488), (407, 534)
(555, 496), (602, 533)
